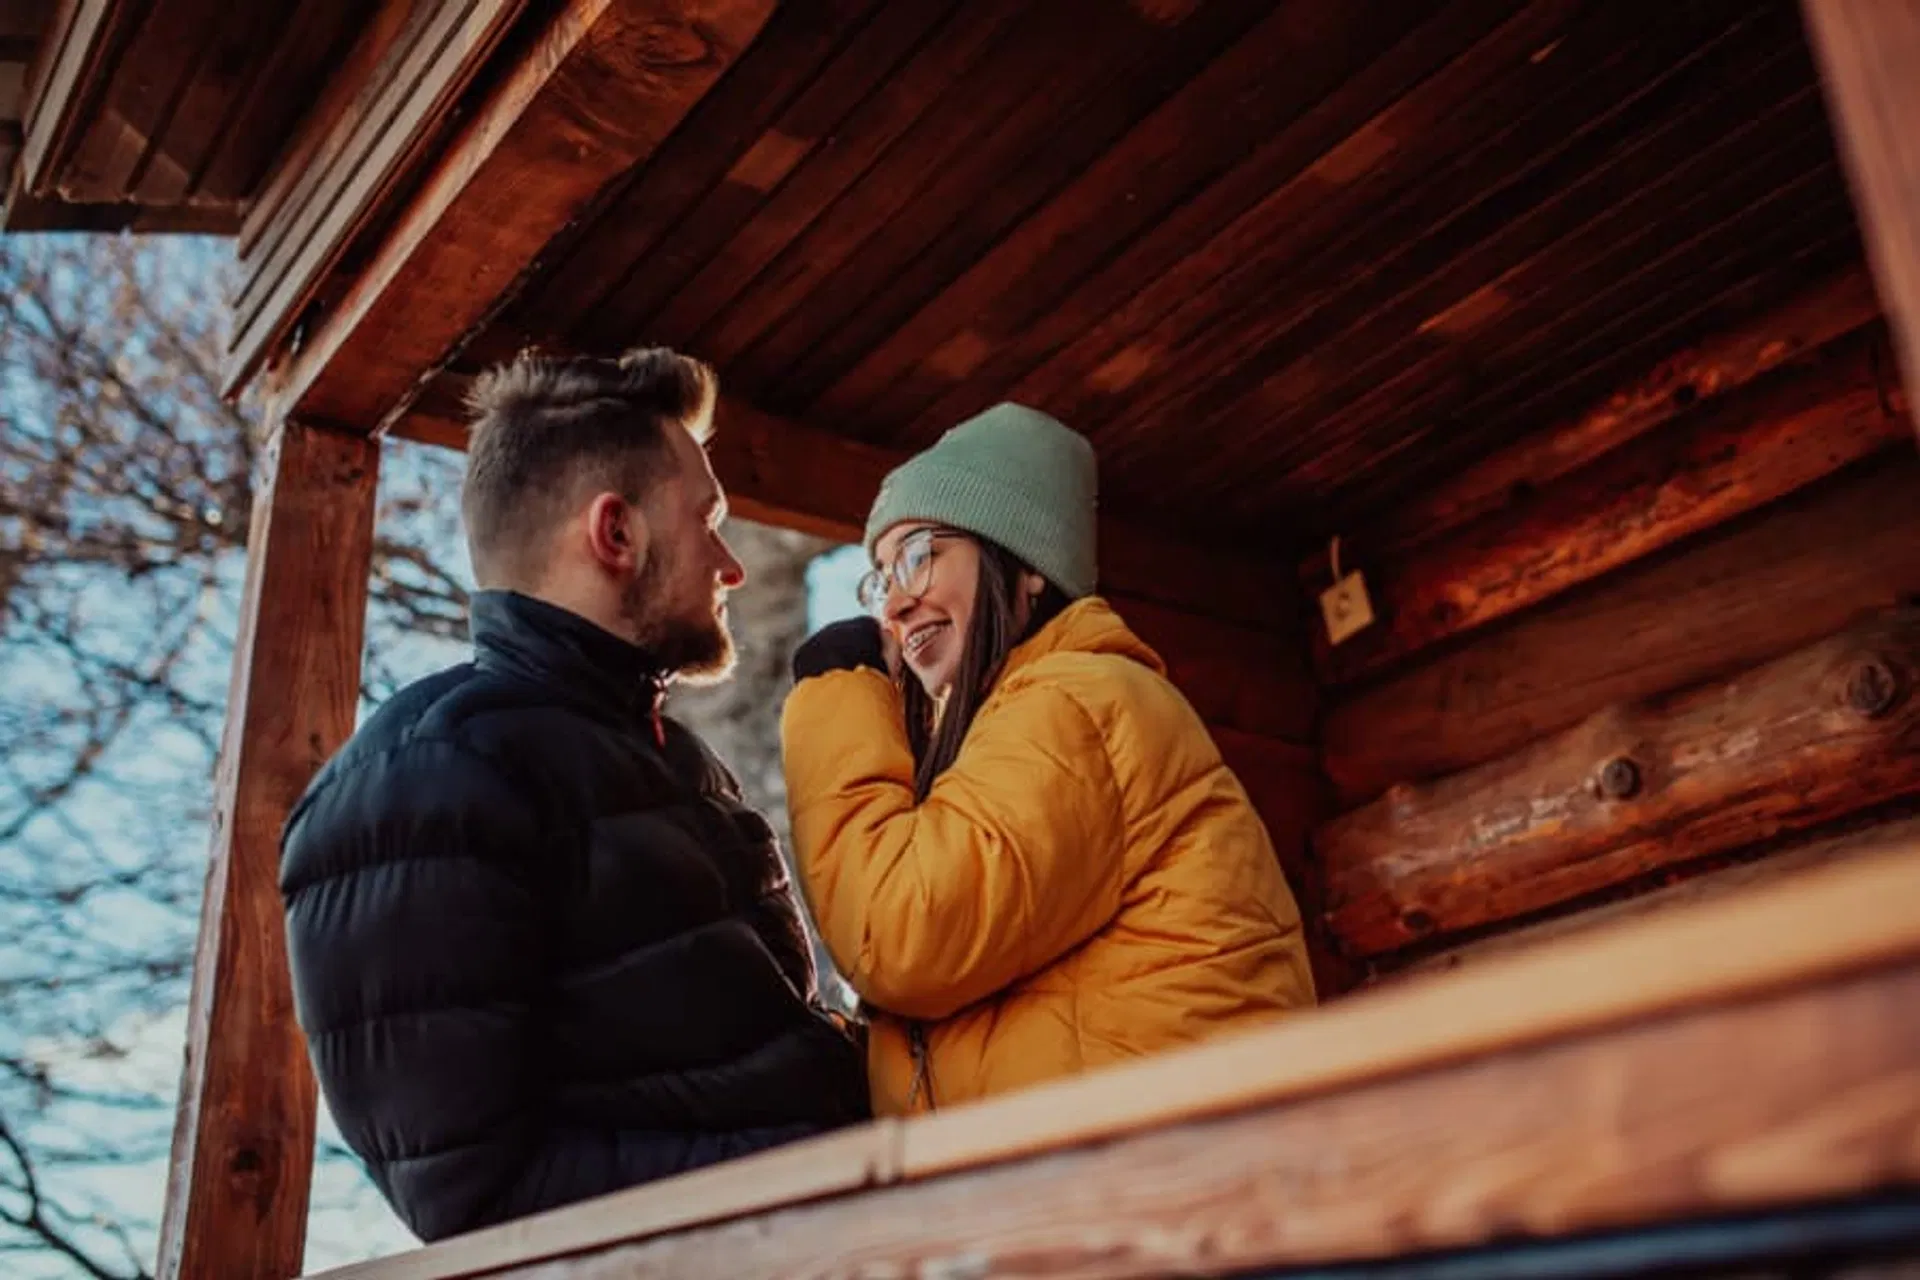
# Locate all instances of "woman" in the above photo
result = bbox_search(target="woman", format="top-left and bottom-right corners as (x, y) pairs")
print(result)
(783, 402), (1315, 1115)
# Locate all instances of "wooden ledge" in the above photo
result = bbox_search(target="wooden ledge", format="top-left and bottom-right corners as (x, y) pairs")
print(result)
(308, 832), (1920, 1280)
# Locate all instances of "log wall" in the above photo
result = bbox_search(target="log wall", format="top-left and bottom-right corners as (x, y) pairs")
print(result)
(1305, 309), (1920, 977)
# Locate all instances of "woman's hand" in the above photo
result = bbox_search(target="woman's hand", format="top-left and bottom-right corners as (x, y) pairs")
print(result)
(792, 617), (889, 683)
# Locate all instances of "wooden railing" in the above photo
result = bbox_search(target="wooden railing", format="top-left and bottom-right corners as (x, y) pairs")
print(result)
(307, 827), (1920, 1280)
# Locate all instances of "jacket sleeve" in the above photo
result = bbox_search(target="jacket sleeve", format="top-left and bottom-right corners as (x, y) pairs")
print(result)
(782, 667), (1128, 1021)
(282, 740), (833, 1243)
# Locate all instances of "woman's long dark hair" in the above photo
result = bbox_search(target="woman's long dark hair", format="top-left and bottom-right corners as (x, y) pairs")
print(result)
(904, 537), (1070, 800)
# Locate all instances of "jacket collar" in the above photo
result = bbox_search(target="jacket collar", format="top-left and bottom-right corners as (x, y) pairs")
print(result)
(470, 590), (667, 726)
(999, 596), (1167, 685)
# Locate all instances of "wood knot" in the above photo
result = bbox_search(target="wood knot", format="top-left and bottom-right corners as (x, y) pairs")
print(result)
(1597, 756), (1642, 800)
(1846, 658), (1901, 718)
(1400, 908), (1437, 938)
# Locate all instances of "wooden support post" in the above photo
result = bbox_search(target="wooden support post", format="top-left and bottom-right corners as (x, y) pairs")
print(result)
(1318, 607), (1920, 958)
(1805, 0), (1920, 438)
(156, 420), (379, 1280)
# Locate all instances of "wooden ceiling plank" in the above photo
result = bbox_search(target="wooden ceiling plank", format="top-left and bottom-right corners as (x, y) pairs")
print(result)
(1188, 77), (1837, 506)
(602, 0), (1006, 355)
(55, 0), (216, 201)
(759, 0), (1284, 419)
(1321, 260), (1881, 559)
(233, 0), (423, 263)
(983, 1), (1651, 455)
(1093, 5), (1800, 478)
(1203, 100), (1846, 517)
(128, 0), (298, 205)
(1804, 0), (1920, 441)
(508, 0), (879, 348)
(899, 0), (1578, 454)
(6, 0), (144, 209)
(815, 0), (1496, 433)
(278, 0), (784, 435)
(0, 0), (53, 41)
(226, 0), (525, 394)
(194, 0), (381, 205)
(683, 0), (1140, 387)
(576, 0), (956, 350)
(1257, 168), (1854, 526)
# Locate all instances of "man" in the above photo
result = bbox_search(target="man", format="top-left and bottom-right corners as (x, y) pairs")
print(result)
(279, 348), (868, 1243)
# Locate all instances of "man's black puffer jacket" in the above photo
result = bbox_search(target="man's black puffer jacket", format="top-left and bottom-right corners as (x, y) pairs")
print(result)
(280, 591), (868, 1242)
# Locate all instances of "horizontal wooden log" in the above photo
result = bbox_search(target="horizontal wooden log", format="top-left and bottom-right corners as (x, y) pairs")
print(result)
(392, 383), (1306, 636)
(309, 842), (1920, 1280)
(1305, 328), (1909, 686)
(1313, 262), (1883, 564)
(1319, 607), (1920, 958)
(1392, 810), (1920, 981)
(1323, 450), (1920, 805)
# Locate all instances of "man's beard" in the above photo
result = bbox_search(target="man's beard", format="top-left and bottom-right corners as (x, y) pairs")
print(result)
(620, 548), (736, 685)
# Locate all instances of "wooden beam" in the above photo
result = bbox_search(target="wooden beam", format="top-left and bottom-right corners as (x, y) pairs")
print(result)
(1318, 608), (1920, 958)
(305, 841), (1920, 1280)
(223, 0), (530, 395)
(268, 0), (779, 433)
(1314, 262), (1883, 565)
(156, 420), (379, 1280)
(1322, 449), (1920, 805)
(392, 384), (1305, 634)
(1305, 328), (1909, 686)
(1804, 0), (1920, 439)
(3, 0), (141, 220)
(1393, 812), (1920, 980)
(486, 965), (1920, 1278)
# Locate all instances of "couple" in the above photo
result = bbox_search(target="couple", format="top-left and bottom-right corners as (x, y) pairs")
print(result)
(279, 348), (1316, 1243)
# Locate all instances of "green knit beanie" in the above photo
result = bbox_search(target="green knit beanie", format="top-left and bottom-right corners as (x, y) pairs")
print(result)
(864, 402), (1098, 599)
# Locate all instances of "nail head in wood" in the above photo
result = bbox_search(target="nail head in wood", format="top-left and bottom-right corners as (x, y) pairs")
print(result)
(1598, 756), (1642, 800)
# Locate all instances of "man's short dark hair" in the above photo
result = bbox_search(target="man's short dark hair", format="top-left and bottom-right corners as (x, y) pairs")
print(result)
(461, 347), (717, 587)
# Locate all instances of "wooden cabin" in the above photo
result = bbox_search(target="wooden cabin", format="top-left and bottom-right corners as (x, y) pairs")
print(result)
(6, 0), (1920, 1276)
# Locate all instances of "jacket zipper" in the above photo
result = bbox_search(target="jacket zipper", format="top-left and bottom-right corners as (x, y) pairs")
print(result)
(906, 1020), (937, 1111)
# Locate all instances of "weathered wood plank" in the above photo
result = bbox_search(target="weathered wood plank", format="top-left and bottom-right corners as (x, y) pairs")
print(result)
(504, 964), (1920, 1279)
(814, 0), (1506, 431)
(225, 0), (527, 395)
(275, 0), (779, 434)
(510, 0), (880, 348)
(1307, 328), (1909, 685)
(1320, 262), (1882, 561)
(1180, 50), (1841, 511)
(392, 381), (1303, 633)
(1805, 0), (1920, 438)
(1319, 608), (1920, 958)
(1393, 812), (1920, 979)
(303, 839), (1920, 1280)
(616, 0), (1016, 357)
(155, 420), (378, 1280)
(4, 0), (141, 214)
(1322, 448), (1920, 805)
(904, 0), (1579, 450)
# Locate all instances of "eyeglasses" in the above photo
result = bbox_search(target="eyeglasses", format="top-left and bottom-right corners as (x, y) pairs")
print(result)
(856, 529), (967, 617)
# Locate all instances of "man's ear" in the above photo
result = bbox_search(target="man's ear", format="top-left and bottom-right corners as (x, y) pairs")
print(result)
(585, 492), (648, 574)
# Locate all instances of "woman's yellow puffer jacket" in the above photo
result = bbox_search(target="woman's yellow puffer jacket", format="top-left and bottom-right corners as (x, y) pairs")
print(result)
(782, 598), (1315, 1115)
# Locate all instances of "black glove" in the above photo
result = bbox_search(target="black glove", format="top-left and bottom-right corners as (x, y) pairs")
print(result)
(793, 617), (887, 683)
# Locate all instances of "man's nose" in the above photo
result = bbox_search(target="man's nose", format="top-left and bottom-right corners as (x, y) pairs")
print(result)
(716, 540), (746, 590)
